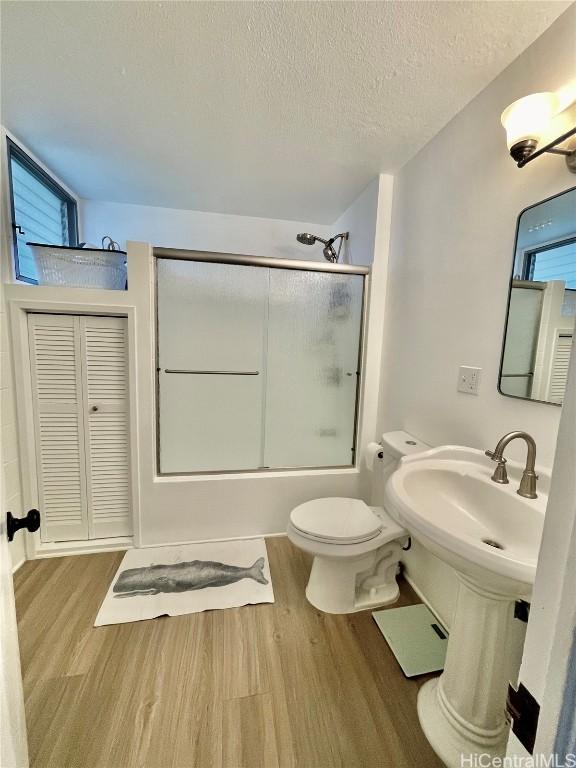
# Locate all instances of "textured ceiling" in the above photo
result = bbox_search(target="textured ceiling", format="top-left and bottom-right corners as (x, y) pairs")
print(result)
(0, 1), (571, 223)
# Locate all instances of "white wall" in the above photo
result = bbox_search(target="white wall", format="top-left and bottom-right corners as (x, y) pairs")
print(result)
(379, 5), (576, 626)
(333, 178), (380, 267)
(81, 199), (332, 261)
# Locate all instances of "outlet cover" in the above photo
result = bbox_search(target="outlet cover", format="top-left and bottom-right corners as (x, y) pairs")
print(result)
(458, 366), (482, 395)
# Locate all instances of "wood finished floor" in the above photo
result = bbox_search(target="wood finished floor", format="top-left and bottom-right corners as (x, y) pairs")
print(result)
(15, 537), (444, 768)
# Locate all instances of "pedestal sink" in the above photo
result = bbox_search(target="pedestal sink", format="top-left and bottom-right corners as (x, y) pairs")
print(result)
(384, 446), (547, 767)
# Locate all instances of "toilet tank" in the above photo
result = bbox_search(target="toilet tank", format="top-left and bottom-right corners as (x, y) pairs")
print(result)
(371, 430), (429, 505)
(380, 430), (429, 464)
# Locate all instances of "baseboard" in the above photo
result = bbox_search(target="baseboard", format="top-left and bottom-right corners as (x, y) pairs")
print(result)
(12, 556), (26, 573)
(403, 572), (451, 632)
(138, 531), (288, 549)
(31, 532), (287, 559)
(33, 537), (133, 559)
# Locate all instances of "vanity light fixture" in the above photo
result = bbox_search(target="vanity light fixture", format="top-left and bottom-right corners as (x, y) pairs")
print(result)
(501, 89), (576, 173)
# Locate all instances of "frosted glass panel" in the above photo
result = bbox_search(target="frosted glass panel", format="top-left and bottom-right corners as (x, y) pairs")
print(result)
(264, 270), (364, 468)
(157, 259), (267, 371)
(159, 373), (262, 472)
(157, 259), (267, 472)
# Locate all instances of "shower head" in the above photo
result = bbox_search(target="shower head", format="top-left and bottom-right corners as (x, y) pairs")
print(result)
(296, 231), (349, 263)
(323, 244), (337, 263)
(296, 233), (325, 246)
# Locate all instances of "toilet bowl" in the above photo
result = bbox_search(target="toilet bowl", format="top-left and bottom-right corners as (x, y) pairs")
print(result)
(287, 430), (428, 614)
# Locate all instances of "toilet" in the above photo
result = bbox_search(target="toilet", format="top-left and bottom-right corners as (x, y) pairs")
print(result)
(287, 431), (428, 614)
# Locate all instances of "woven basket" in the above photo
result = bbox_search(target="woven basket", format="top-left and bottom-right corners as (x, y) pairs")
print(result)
(30, 245), (127, 290)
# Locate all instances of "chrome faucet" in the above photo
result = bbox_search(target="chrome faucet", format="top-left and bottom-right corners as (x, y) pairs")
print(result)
(485, 431), (538, 499)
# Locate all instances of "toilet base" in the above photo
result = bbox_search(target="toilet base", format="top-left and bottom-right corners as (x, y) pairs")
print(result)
(306, 578), (399, 614)
(305, 543), (403, 614)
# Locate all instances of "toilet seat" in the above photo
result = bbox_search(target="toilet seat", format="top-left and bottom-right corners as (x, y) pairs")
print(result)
(290, 497), (383, 545)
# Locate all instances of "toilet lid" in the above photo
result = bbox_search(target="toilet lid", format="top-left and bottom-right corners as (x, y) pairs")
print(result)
(290, 498), (382, 544)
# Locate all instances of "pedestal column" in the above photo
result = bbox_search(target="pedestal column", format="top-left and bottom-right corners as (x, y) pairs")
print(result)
(417, 574), (515, 767)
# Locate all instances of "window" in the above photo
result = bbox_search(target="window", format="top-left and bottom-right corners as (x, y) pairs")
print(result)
(522, 236), (576, 289)
(7, 138), (78, 283)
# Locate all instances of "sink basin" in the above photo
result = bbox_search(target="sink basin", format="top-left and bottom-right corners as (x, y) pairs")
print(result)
(384, 445), (550, 767)
(384, 445), (547, 597)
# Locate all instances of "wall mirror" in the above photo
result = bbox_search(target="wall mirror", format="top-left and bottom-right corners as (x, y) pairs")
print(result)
(499, 186), (576, 405)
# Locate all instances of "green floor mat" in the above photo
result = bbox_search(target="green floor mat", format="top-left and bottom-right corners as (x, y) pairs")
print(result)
(372, 603), (448, 677)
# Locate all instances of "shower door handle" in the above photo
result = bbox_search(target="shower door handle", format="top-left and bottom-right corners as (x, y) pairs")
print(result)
(163, 369), (260, 375)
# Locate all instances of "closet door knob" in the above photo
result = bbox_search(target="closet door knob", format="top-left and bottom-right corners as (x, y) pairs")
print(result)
(91, 405), (99, 413)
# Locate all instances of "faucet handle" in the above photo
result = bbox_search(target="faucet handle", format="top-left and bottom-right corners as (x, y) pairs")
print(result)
(518, 469), (538, 499)
(492, 463), (509, 484)
(485, 450), (506, 463)
(485, 450), (509, 484)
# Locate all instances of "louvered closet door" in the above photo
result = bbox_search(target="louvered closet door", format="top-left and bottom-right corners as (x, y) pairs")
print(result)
(548, 331), (573, 404)
(80, 316), (132, 538)
(28, 314), (89, 542)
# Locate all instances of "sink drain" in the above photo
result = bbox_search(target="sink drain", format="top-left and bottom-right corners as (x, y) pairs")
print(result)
(482, 538), (504, 550)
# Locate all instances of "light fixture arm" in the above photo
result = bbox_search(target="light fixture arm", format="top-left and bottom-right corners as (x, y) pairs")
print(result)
(546, 147), (574, 157)
(516, 125), (576, 171)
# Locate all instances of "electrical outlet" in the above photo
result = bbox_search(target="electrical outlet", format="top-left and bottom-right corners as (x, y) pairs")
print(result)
(458, 366), (482, 395)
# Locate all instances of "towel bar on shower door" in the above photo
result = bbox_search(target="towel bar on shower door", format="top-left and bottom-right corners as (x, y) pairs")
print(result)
(162, 369), (260, 375)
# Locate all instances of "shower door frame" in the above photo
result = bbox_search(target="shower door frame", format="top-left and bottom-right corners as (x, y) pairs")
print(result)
(153, 247), (370, 476)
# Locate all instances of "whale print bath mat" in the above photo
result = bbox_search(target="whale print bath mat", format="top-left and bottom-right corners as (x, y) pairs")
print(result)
(94, 538), (274, 626)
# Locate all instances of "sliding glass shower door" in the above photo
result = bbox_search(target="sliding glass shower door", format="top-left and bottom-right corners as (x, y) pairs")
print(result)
(156, 254), (365, 474)
(157, 258), (268, 472)
(264, 269), (364, 467)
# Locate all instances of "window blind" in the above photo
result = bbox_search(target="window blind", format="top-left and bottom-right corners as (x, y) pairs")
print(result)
(7, 139), (77, 283)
